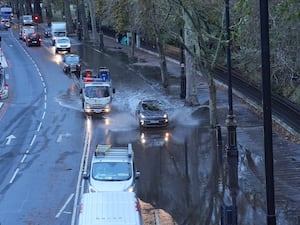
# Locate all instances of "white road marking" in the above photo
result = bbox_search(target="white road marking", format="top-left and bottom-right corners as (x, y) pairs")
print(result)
(9, 168), (19, 184)
(37, 122), (42, 132)
(5, 134), (16, 145)
(30, 134), (36, 146)
(55, 193), (74, 218)
(71, 129), (91, 225)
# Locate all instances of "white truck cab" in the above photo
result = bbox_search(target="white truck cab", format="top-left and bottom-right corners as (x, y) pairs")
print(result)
(83, 144), (140, 192)
(80, 67), (115, 115)
(78, 191), (143, 225)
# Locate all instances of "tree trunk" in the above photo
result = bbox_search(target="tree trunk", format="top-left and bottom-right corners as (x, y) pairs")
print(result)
(64, 0), (74, 34)
(79, 0), (89, 41)
(87, 0), (97, 43)
(184, 11), (200, 106)
(156, 39), (169, 88)
(130, 32), (136, 58)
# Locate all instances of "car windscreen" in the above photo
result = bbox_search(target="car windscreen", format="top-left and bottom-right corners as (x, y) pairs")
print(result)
(92, 162), (132, 181)
(85, 86), (110, 98)
(57, 38), (69, 44)
(142, 102), (161, 111)
(54, 32), (66, 37)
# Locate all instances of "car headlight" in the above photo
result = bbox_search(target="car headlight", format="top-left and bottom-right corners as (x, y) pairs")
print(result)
(126, 186), (134, 192)
(140, 114), (145, 119)
(104, 105), (110, 112)
(86, 104), (91, 109)
(163, 113), (168, 118)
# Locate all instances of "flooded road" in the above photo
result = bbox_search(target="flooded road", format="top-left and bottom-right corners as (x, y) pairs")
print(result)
(71, 41), (300, 225)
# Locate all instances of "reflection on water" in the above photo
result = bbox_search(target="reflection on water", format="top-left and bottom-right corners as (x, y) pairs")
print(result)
(140, 127), (170, 148)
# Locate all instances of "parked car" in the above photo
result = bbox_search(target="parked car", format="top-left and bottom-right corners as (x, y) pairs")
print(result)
(62, 53), (81, 75)
(25, 32), (41, 47)
(55, 37), (71, 54)
(135, 99), (169, 128)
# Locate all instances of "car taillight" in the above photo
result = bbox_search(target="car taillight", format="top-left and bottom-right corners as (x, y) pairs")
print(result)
(79, 203), (83, 213)
(135, 201), (141, 212)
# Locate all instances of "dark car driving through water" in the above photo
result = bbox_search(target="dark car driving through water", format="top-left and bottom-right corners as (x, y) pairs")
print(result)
(135, 99), (169, 128)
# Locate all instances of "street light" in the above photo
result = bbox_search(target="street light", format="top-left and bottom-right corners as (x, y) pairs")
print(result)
(222, 0), (238, 224)
(259, 0), (277, 224)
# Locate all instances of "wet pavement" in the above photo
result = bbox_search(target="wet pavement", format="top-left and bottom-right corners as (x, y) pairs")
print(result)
(100, 34), (300, 224)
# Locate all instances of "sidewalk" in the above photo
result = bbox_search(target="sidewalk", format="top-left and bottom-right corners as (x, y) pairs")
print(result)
(100, 34), (300, 223)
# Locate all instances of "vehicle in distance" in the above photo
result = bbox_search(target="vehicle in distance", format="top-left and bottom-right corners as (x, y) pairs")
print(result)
(19, 25), (36, 41)
(1, 18), (10, 28)
(55, 37), (71, 53)
(62, 54), (81, 75)
(0, 6), (12, 20)
(78, 191), (143, 225)
(22, 15), (33, 25)
(51, 21), (66, 45)
(43, 27), (51, 38)
(25, 32), (41, 47)
(135, 99), (169, 128)
(83, 144), (140, 192)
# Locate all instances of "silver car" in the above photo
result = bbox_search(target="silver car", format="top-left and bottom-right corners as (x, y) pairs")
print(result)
(135, 99), (169, 128)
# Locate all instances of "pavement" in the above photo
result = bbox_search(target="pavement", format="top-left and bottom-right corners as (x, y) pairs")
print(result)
(1, 24), (300, 223)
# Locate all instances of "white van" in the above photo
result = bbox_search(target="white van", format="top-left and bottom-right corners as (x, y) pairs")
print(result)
(22, 15), (33, 25)
(78, 192), (143, 225)
(83, 144), (140, 192)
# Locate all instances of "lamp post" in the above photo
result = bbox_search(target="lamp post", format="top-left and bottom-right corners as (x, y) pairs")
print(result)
(223, 0), (238, 224)
(259, 0), (276, 224)
(180, 28), (186, 99)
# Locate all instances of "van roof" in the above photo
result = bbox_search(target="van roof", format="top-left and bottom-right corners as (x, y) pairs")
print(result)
(92, 144), (133, 163)
(79, 192), (142, 225)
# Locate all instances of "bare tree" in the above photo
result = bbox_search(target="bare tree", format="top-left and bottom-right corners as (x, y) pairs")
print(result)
(168, 0), (225, 127)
